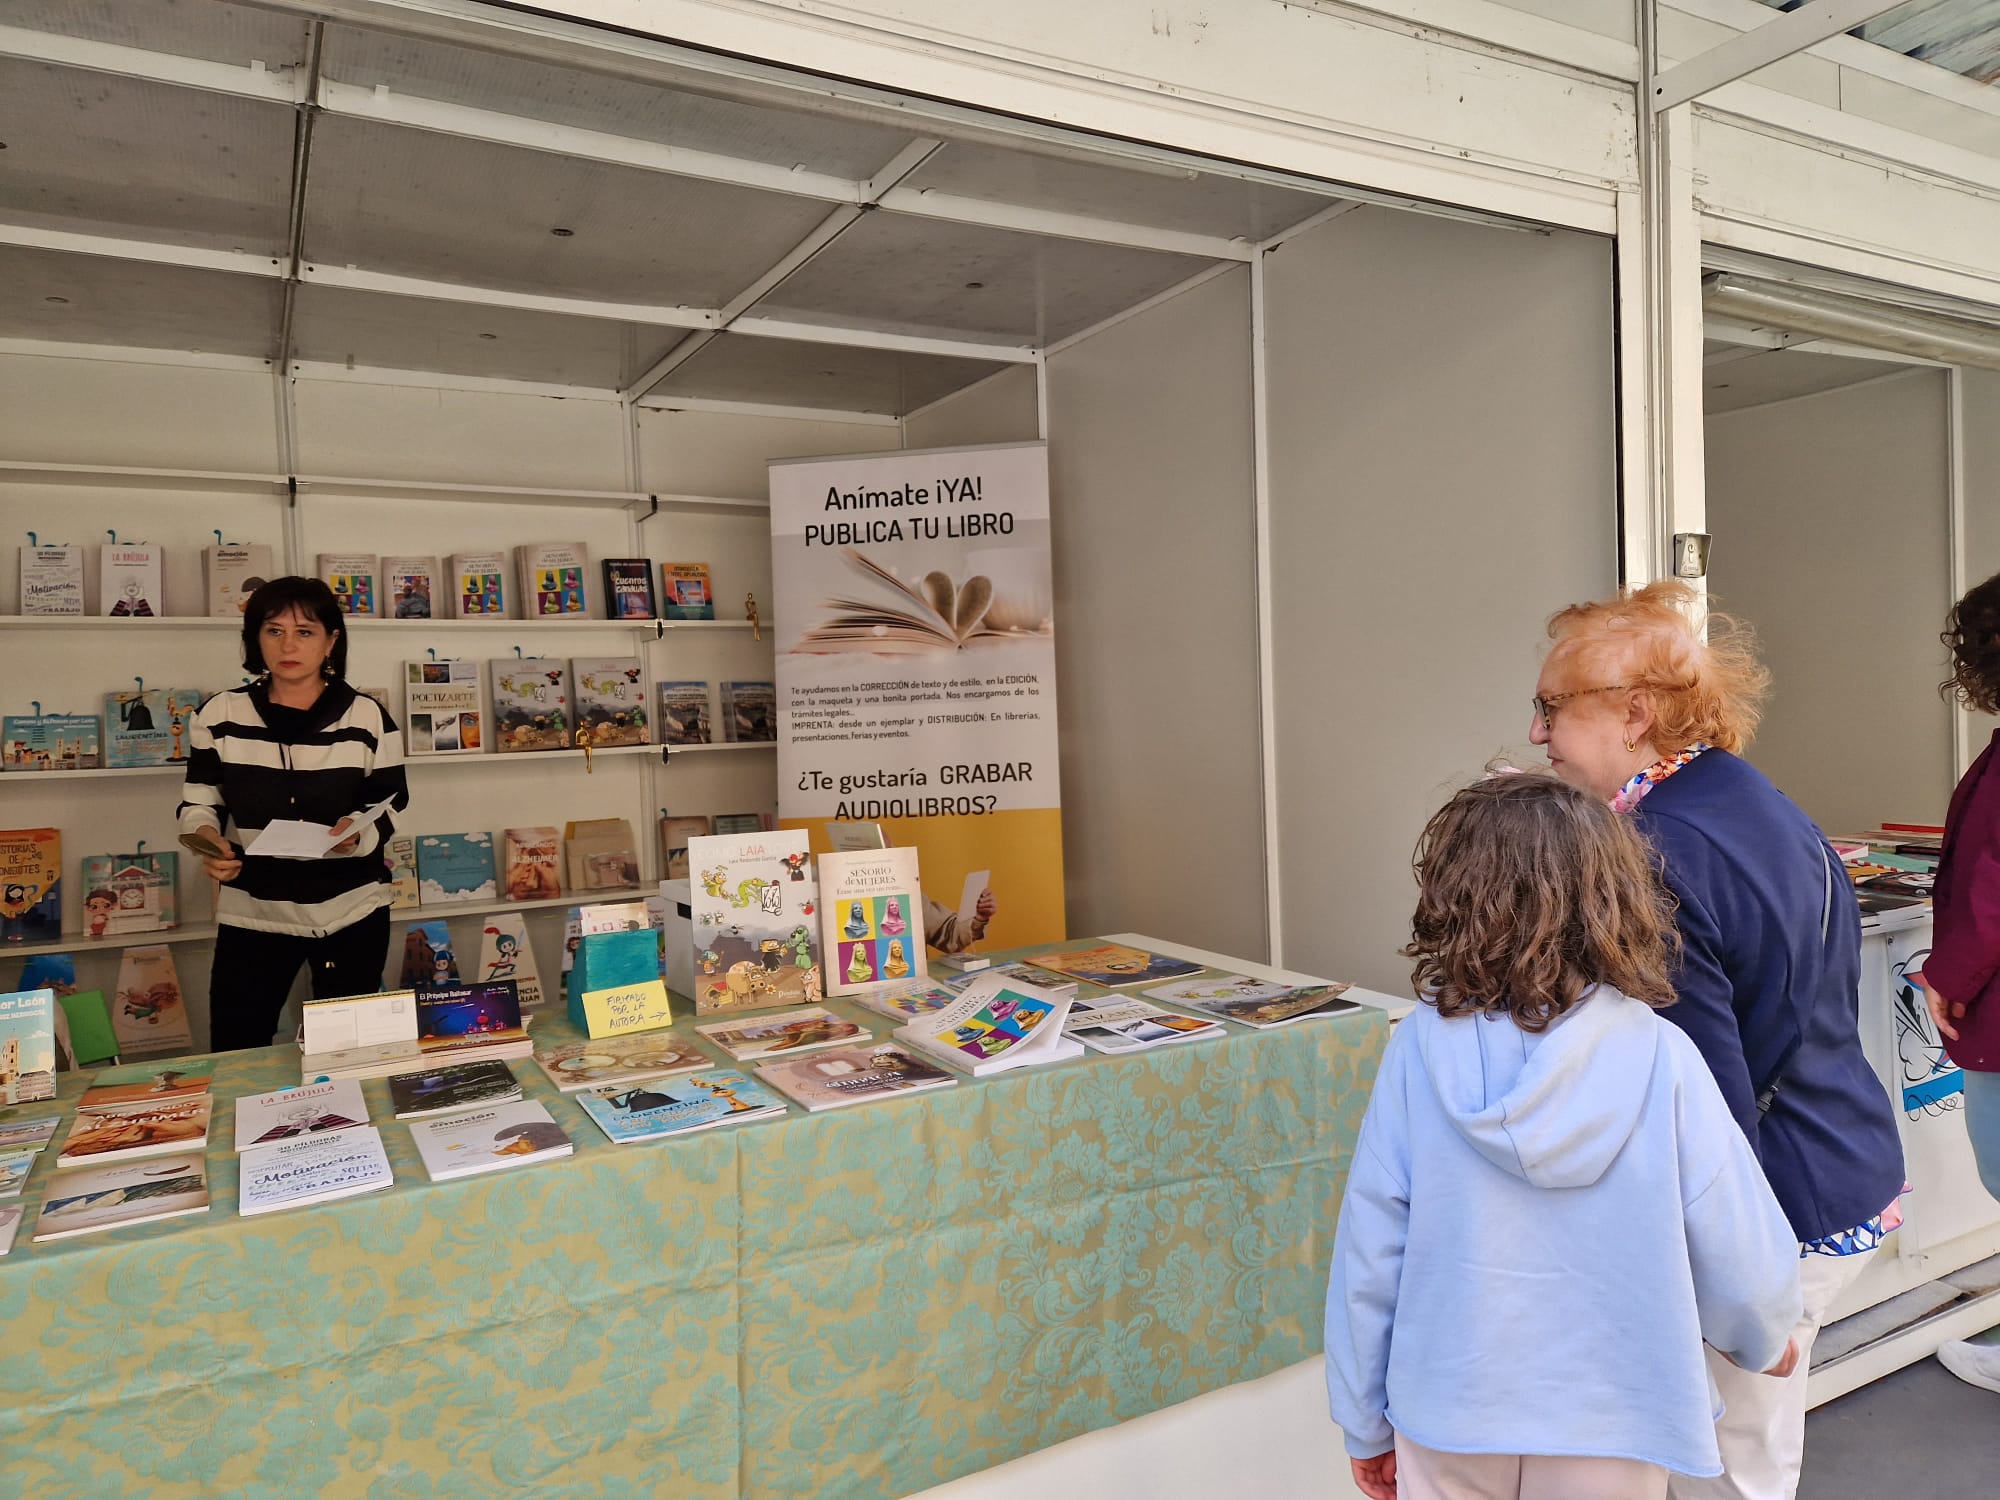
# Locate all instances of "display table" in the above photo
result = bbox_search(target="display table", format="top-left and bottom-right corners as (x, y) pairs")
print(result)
(0, 937), (1389, 1499)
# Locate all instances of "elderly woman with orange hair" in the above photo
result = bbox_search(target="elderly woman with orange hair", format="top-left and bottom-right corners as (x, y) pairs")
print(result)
(1528, 582), (1903, 1500)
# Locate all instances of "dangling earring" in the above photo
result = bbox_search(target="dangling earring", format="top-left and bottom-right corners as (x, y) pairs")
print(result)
(322, 661), (336, 680)
(1624, 739), (1637, 753)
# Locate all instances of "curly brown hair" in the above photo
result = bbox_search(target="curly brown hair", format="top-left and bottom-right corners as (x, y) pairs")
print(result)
(1941, 571), (2000, 715)
(1405, 774), (1679, 1032)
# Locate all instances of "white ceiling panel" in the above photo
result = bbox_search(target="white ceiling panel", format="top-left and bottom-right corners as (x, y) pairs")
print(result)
(0, 243), (278, 357)
(305, 115), (836, 308)
(317, 25), (921, 181)
(758, 213), (1219, 345)
(290, 283), (683, 389)
(651, 332), (1014, 415)
(2, 0), (310, 71)
(1704, 349), (1912, 413)
(0, 59), (295, 255)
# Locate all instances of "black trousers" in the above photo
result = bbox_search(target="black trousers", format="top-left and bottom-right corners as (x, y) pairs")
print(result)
(208, 906), (391, 1052)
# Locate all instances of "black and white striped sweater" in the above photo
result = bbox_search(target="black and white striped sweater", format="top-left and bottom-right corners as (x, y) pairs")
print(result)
(177, 681), (409, 937)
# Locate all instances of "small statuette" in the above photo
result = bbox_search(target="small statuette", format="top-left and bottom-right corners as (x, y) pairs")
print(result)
(745, 591), (762, 642)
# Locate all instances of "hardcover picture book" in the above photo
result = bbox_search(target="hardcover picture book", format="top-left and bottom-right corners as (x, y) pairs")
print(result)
(0, 988), (58, 1106)
(688, 828), (821, 1014)
(387, 1059), (522, 1119)
(204, 541), (274, 617)
(100, 542), (164, 617)
(576, 1069), (788, 1144)
(658, 813), (712, 882)
(232, 1079), (370, 1150)
(1063, 996), (1225, 1054)
(409, 1098), (571, 1180)
(19, 542), (84, 615)
(491, 659), (573, 751)
(721, 681), (777, 743)
(399, 919), (461, 989)
(2, 710), (102, 771)
(516, 543), (590, 617)
(820, 846), (925, 996)
(104, 687), (202, 767)
(478, 913), (545, 1007)
(449, 551), (509, 618)
(659, 561), (715, 620)
(402, 660), (484, 755)
(502, 826), (563, 902)
(57, 1093), (212, 1167)
(655, 682), (712, 746)
(0, 827), (61, 943)
(533, 1033), (709, 1092)
(79, 851), (178, 936)
(695, 1005), (867, 1061)
(1021, 944), (1205, 989)
(892, 973), (1080, 1077)
(317, 553), (378, 616)
(34, 1154), (210, 1242)
(417, 833), (498, 904)
(238, 1126), (393, 1216)
(754, 1043), (956, 1112)
(573, 657), (648, 747)
(1157, 981), (1360, 1029)
(601, 558), (656, 619)
(382, 556), (438, 620)
(111, 945), (193, 1054)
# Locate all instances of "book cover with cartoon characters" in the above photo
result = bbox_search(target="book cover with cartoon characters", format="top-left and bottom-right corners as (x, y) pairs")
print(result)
(687, 829), (821, 1014)
(490, 659), (572, 752)
(78, 851), (178, 936)
(575, 1069), (787, 1143)
(818, 846), (926, 996)
(572, 657), (648, 748)
(110, 944), (193, 1055)
(0, 828), (62, 944)
(104, 687), (202, 768)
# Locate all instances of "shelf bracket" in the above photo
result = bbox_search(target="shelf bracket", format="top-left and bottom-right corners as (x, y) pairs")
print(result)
(660, 745), (672, 766)
(286, 476), (298, 510)
(644, 495), (659, 523)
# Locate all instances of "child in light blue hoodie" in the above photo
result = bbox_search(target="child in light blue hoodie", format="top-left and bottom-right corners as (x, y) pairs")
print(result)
(1326, 775), (1802, 1500)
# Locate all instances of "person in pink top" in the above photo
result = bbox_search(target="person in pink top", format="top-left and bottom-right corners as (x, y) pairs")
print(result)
(1922, 570), (2000, 1395)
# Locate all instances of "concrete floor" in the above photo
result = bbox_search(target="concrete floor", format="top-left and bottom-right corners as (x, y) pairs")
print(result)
(1802, 1352), (2000, 1498)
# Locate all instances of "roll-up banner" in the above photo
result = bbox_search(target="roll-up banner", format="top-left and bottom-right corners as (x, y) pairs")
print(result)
(769, 442), (1064, 953)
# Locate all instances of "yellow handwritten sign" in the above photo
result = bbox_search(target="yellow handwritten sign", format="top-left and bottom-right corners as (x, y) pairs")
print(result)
(579, 978), (674, 1039)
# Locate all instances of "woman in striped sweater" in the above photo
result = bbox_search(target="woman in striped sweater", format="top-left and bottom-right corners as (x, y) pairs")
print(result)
(178, 577), (409, 1050)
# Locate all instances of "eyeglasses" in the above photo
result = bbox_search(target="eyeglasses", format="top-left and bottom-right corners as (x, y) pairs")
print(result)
(1532, 684), (1629, 733)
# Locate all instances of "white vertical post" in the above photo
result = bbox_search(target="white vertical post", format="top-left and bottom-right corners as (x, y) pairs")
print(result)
(1614, 189), (1657, 588)
(1948, 365), (1973, 778)
(1034, 352), (1050, 443)
(1250, 252), (1283, 967)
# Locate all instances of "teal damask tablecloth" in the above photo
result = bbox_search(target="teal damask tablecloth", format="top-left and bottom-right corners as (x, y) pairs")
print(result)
(0, 950), (1387, 1500)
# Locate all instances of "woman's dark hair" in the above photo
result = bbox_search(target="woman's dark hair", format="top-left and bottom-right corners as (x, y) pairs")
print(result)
(1941, 571), (2000, 715)
(1404, 773), (1679, 1031)
(241, 576), (348, 679)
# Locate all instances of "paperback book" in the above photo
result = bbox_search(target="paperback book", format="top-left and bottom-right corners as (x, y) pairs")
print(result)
(19, 542), (84, 615)
(655, 682), (712, 746)
(491, 659), (573, 751)
(892, 974), (1080, 1077)
(385, 834), (419, 909)
(410, 1098), (571, 1180)
(414, 981), (529, 1059)
(688, 828), (821, 1014)
(820, 846), (925, 996)
(233, 1079), (370, 1150)
(0, 1201), (19, 1254)
(477, 914), (545, 1007)
(533, 1033), (709, 1093)
(57, 1094), (212, 1167)
(573, 657), (648, 747)
(111, 945), (193, 1054)
(0, 987), (58, 1106)
(387, 1059), (523, 1119)
(564, 818), (639, 891)
(0, 1116), (61, 1154)
(2, 711), (102, 771)
(601, 558), (656, 619)
(936, 960), (1077, 999)
(317, 553), (378, 616)
(100, 542), (164, 617)
(695, 1005), (867, 1061)
(754, 1043), (956, 1112)
(576, 1069), (787, 1144)
(204, 541), (274, 617)
(516, 543), (590, 617)
(659, 561), (715, 620)
(658, 813), (712, 882)
(34, 1154), (210, 1241)
(450, 551), (509, 618)
(502, 826), (563, 902)
(77, 1058), (214, 1108)
(0, 1153), (33, 1198)
(79, 851), (178, 936)
(402, 660), (484, 755)
(848, 981), (964, 1023)
(238, 1125), (393, 1217)
(104, 687), (201, 767)
(1063, 996), (1225, 1054)
(1021, 944), (1205, 989)
(1142, 974), (1297, 1009)
(382, 556), (438, 620)
(399, 919), (461, 989)
(0, 828), (61, 943)
(1155, 981), (1361, 1029)
(721, 681), (777, 743)
(417, 833), (498, 904)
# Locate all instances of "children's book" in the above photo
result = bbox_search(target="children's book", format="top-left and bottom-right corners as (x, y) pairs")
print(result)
(204, 541), (274, 617)
(387, 1059), (523, 1119)
(477, 913), (544, 1008)
(572, 657), (648, 747)
(100, 542), (164, 617)
(753, 1043), (957, 1112)
(849, 981), (964, 1023)
(414, 982), (529, 1060)
(77, 1058), (214, 1108)
(238, 1125), (393, 1216)
(564, 818), (639, 892)
(532, 1033), (709, 1093)
(402, 660), (484, 755)
(399, 918), (461, 989)
(0, 828), (61, 943)
(515, 543), (590, 617)
(658, 814), (711, 882)
(111, 945), (193, 1054)
(0, 1116), (61, 1154)
(1021, 943), (1205, 989)
(449, 551), (510, 618)
(601, 559), (656, 620)
(1158, 981), (1361, 1029)
(893, 973), (1080, 1077)
(57, 1094), (212, 1167)
(20, 953), (77, 997)
(659, 561), (715, 620)
(34, 1154), (210, 1241)
(409, 1098), (571, 1180)
(0, 988), (58, 1106)
(655, 682), (712, 746)
(819, 846), (926, 996)
(316, 553), (378, 616)
(0, 1201), (21, 1254)
(104, 687), (202, 767)
(721, 681), (777, 743)
(502, 826), (563, 902)
(79, 851), (178, 936)
(694, 1005), (868, 1062)
(19, 542), (84, 615)
(2, 711), (102, 771)
(417, 833), (497, 904)
(936, 960), (1077, 998)
(382, 556), (438, 620)
(490, 659), (573, 751)
(385, 834), (419, 910)
(687, 828), (821, 1014)
(232, 1079), (370, 1150)
(1063, 996), (1226, 1054)
(577, 1069), (787, 1143)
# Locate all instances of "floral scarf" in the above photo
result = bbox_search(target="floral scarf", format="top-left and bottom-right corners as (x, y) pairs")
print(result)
(1610, 742), (1713, 815)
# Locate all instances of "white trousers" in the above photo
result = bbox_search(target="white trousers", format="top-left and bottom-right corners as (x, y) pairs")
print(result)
(1666, 1249), (1873, 1500)
(1395, 1436), (1667, 1500)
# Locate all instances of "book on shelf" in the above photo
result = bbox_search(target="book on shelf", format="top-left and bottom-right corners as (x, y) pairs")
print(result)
(826, 822), (887, 852)
(655, 682), (712, 746)
(414, 981), (530, 1061)
(78, 851), (178, 936)
(1144, 978), (1360, 1028)
(0, 828), (62, 943)
(515, 542), (590, 618)
(1021, 944), (1205, 990)
(601, 558), (656, 620)
(57, 1093), (213, 1168)
(657, 813), (711, 882)
(502, 826), (563, 902)
(449, 551), (510, 618)
(382, 556), (438, 620)
(203, 541), (274, 617)
(317, 553), (378, 617)
(417, 833), (498, 904)
(20, 953), (77, 997)
(402, 659), (484, 755)
(238, 1126), (393, 1217)
(564, 818), (639, 892)
(849, 981), (966, 1023)
(477, 913), (545, 1007)
(19, 542), (84, 616)
(398, 919), (461, 989)
(720, 681), (777, 743)
(111, 945), (193, 1054)
(77, 1057), (214, 1108)
(104, 687), (202, 768)
(573, 657), (648, 747)
(491, 658), (573, 752)
(753, 1043), (957, 1112)
(1063, 996), (1226, 1054)
(409, 1098), (571, 1180)
(791, 549), (1052, 654)
(532, 1033), (709, 1093)
(892, 973), (1080, 1077)
(232, 1078), (370, 1150)
(2, 710), (102, 771)
(659, 561), (715, 620)
(820, 846), (925, 996)
(695, 1005), (868, 1062)
(576, 1069), (788, 1144)
(0, 1115), (61, 1155)
(385, 834), (419, 910)
(0, 988), (58, 1106)
(711, 813), (766, 836)
(100, 542), (164, 618)
(688, 828), (821, 1014)
(58, 990), (118, 1069)
(387, 1058), (522, 1119)
(33, 1153), (210, 1241)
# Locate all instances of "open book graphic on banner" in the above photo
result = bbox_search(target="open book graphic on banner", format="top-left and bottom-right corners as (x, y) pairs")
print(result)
(792, 548), (1053, 656)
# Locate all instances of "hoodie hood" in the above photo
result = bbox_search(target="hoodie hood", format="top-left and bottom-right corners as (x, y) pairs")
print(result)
(1412, 988), (1662, 1189)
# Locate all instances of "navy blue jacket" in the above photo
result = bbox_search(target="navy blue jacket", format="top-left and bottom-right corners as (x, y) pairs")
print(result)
(1634, 750), (1904, 1242)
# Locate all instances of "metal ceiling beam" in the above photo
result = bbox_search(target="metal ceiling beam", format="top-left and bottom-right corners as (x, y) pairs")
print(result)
(274, 22), (326, 372)
(0, 224), (284, 278)
(1650, 0), (1910, 111)
(0, 24), (302, 103)
(875, 187), (1254, 262)
(727, 317), (1038, 364)
(299, 265), (719, 330)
